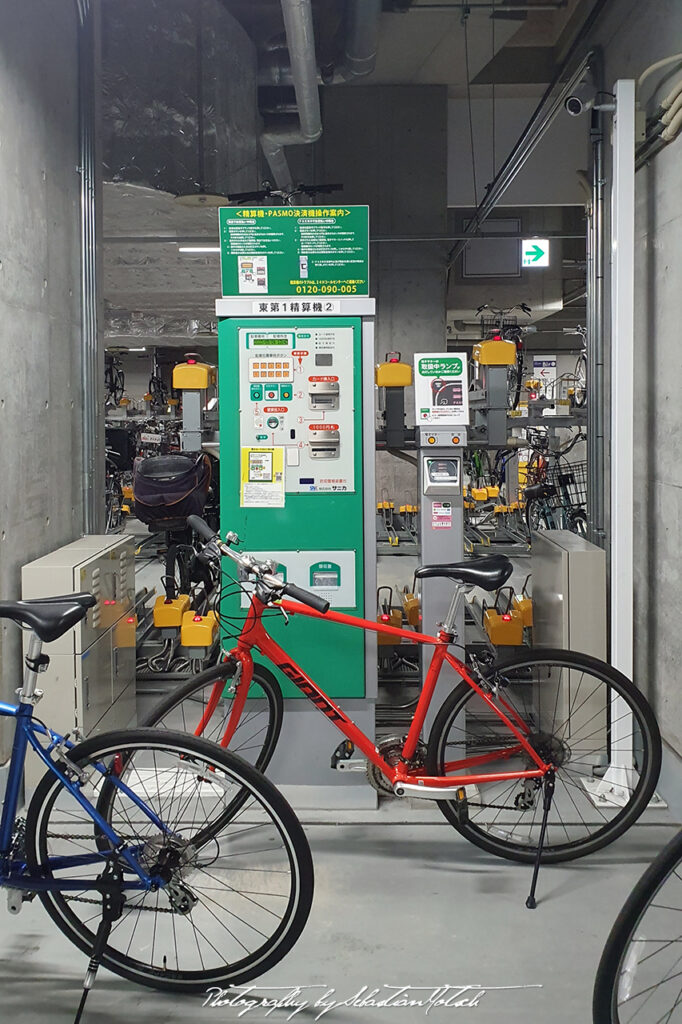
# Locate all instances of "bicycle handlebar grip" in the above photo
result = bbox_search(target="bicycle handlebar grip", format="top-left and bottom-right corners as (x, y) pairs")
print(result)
(282, 583), (330, 615)
(187, 515), (217, 542)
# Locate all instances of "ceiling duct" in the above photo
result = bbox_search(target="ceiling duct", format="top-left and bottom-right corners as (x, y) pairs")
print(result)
(261, 0), (322, 190)
(259, 0), (382, 87)
(260, 0), (382, 190)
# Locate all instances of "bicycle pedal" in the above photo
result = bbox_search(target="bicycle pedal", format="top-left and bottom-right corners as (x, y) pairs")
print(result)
(330, 739), (355, 769)
(454, 786), (469, 824)
(7, 889), (24, 915)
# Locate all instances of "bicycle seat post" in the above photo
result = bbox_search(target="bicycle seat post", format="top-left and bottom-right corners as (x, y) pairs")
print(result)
(441, 584), (466, 639)
(19, 633), (47, 705)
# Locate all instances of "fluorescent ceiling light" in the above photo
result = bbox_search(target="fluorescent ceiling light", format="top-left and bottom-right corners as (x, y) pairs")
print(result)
(128, 346), (147, 352)
(178, 246), (221, 253)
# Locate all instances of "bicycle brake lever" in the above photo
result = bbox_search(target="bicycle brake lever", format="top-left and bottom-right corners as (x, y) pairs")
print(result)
(196, 540), (221, 566)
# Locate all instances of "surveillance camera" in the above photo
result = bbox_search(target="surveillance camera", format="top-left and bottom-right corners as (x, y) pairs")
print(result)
(564, 81), (596, 117)
(565, 95), (586, 116)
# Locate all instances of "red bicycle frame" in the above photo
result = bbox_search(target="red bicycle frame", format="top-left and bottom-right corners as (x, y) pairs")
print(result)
(202, 595), (550, 793)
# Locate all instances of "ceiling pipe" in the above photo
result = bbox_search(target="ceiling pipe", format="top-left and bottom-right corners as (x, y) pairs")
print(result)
(260, 0), (323, 191)
(258, 0), (382, 87)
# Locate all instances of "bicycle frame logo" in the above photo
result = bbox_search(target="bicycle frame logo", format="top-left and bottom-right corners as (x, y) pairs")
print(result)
(277, 661), (345, 723)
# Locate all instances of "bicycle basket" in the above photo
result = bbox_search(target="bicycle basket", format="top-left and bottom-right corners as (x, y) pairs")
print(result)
(133, 453), (212, 526)
(546, 460), (587, 509)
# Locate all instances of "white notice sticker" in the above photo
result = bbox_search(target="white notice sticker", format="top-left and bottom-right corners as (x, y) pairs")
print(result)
(432, 501), (453, 530)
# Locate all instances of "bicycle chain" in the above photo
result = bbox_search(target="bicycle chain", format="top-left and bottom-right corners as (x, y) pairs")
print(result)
(39, 832), (179, 913)
(63, 894), (177, 913)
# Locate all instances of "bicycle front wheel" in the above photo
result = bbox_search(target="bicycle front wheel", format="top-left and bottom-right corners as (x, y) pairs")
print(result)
(593, 829), (682, 1023)
(426, 649), (661, 863)
(142, 659), (283, 772)
(25, 729), (313, 992)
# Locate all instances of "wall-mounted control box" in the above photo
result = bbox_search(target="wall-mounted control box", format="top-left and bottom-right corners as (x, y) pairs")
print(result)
(21, 535), (137, 789)
(238, 326), (355, 492)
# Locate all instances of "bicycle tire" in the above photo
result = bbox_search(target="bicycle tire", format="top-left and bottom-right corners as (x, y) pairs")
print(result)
(142, 659), (283, 772)
(425, 649), (661, 864)
(526, 500), (552, 534)
(593, 829), (682, 1023)
(25, 728), (313, 993)
(568, 508), (588, 537)
(507, 353), (524, 411)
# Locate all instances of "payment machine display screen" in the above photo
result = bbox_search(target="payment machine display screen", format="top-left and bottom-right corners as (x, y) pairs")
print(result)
(425, 458), (459, 485)
(251, 336), (291, 346)
(312, 570), (340, 588)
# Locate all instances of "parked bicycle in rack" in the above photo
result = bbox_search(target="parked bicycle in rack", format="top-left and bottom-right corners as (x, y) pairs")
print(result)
(475, 302), (532, 410)
(144, 515), (662, 909)
(524, 430), (588, 537)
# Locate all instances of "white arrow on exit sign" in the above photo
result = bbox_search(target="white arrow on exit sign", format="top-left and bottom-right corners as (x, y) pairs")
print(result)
(522, 239), (549, 267)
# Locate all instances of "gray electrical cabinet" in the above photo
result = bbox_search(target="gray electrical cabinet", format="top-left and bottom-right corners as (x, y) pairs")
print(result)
(22, 535), (137, 788)
(531, 530), (607, 658)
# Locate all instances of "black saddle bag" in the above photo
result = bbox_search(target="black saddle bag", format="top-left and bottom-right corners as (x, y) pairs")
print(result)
(133, 453), (212, 526)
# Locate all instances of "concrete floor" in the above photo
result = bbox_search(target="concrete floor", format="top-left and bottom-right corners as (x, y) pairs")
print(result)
(0, 815), (678, 1024)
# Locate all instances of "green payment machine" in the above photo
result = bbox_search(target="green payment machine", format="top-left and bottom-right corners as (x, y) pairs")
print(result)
(215, 302), (377, 710)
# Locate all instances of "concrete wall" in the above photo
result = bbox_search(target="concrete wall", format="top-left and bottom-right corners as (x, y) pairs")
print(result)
(594, 0), (682, 754)
(291, 85), (449, 504)
(0, 2), (83, 757)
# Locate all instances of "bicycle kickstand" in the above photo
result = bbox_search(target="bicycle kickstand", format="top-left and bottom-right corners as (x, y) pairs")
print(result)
(525, 769), (555, 910)
(73, 860), (125, 1024)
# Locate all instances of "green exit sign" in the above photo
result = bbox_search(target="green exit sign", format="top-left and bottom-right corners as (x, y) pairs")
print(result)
(522, 239), (549, 267)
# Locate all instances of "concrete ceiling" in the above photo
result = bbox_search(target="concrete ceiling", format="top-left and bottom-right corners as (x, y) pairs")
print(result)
(348, 10), (521, 86)
(102, 0), (587, 347)
(104, 183), (221, 345)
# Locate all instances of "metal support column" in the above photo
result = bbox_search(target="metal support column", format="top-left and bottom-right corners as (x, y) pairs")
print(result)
(610, 80), (636, 680)
(588, 79), (637, 804)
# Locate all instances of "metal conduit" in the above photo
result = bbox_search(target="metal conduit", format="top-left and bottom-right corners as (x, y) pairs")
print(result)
(587, 94), (606, 548)
(447, 0), (612, 269)
(76, 0), (101, 533)
(447, 52), (593, 267)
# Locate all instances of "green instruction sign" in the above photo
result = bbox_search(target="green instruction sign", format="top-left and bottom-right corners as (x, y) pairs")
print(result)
(219, 206), (369, 297)
(417, 356), (463, 377)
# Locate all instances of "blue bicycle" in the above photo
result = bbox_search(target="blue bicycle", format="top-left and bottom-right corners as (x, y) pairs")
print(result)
(0, 592), (313, 1018)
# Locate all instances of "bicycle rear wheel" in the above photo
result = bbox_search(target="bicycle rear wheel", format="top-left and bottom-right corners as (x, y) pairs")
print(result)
(25, 729), (313, 992)
(142, 659), (283, 772)
(426, 649), (661, 863)
(593, 829), (682, 1023)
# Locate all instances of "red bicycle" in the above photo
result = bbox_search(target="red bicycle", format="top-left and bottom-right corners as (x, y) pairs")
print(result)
(145, 516), (661, 906)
